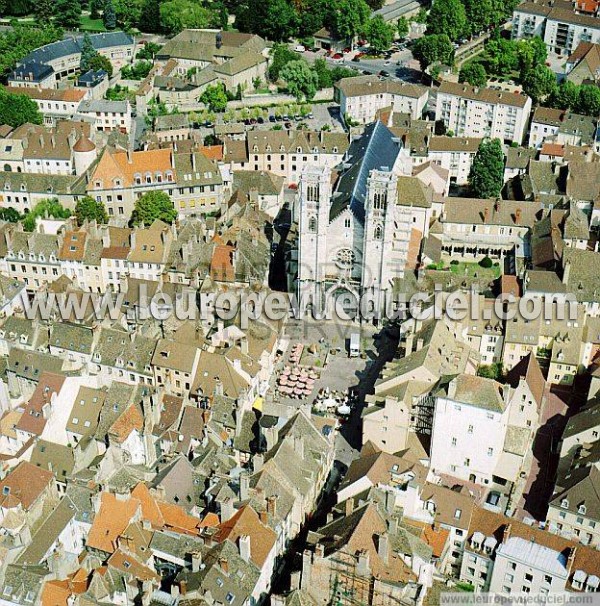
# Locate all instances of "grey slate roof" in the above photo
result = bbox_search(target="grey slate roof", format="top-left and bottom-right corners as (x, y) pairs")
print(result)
(20, 32), (133, 66)
(330, 121), (401, 224)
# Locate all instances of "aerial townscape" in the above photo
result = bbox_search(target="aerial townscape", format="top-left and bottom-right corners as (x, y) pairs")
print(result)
(0, 0), (599, 604)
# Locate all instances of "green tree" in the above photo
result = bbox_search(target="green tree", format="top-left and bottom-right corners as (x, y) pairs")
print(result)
(121, 60), (153, 79)
(80, 33), (96, 72)
(576, 85), (600, 116)
(90, 0), (102, 19)
(313, 58), (333, 88)
(160, 0), (212, 34)
(140, 0), (162, 32)
(0, 89), (42, 127)
(235, 0), (298, 41)
(200, 83), (228, 112)
(23, 198), (71, 231)
(297, 0), (329, 37)
(364, 15), (395, 53)
(269, 44), (300, 81)
(521, 65), (557, 103)
(329, 0), (370, 42)
(35, 0), (56, 24)
(113, 0), (144, 29)
(483, 37), (518, 76)
(412, 34), (454, 71)
(517, 36), (547, 74)
(459, 62), (487, 87)
(132, 191), (177, 226)
(103, 0), (117, 29)
(137, 41), (162, 60)
(75, 196), (108, 226)
(548, 80), (579, 110)
(0, 208), (22, 223)
(280, 59), (319, 101)
(88, 53), (113, 77)
(54, 0), (82, 30)
(0, 25), (64, 77)
(397, 16), (409, 39)
(469, 138), (505, 198)
(426, 0), (467, 41)
(478, 363), (503, 380)
(462, 0), (493, 36)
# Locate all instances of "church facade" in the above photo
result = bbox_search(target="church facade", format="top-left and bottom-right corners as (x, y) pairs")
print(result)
(297, 121), (433, 318)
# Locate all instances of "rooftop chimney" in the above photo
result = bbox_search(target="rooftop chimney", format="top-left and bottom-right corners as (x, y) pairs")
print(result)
(503, 524), (512, 543)
(266, 494), (277, 518)
(515, 208), (522, 224)
(378, 533), (389, 564)
(191, 551), (202, 573)
(239, 534), (251, 562)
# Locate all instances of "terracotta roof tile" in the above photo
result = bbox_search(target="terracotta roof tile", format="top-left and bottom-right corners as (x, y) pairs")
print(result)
(0, 461), (53, 510)
(86, 492), (140, 553)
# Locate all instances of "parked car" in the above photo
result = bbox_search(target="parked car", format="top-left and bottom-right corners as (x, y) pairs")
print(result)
(257, 116), (264, 124)
(384, 60), (391, 66)
(294, 44), (306, 52)
(343, 47), (351, 53)
(379, 70), (390, 78)
(331, 53), (344, 62)
(268, 115), (276, 122)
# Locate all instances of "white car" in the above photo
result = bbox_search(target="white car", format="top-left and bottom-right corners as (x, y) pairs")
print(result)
(294, 45), (306, 52)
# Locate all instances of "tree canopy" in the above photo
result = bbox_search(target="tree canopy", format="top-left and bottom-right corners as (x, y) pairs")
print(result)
(236, 0), (299, 42)
(426, 0), (467, 42)
(23, 198), (71, 232)
(54, 0), (82, 30)
(364, 15), (395, 53)
(80, 33), (97, 73)
(269, 44), (300, 81)
(132, 191), (177, 226)
(103, 0), (117, 29)
(521, 65), (557, 103)
(160, 0), (216, 35)
(459, 62), (487, 87)
(75, 196), (108, 226)
(397, 16), (409, 39)
(0, 89), (42, 128)
(0, 25), (63, 77)
(469, 138), (505, 198)
(280, 60), (319, 101)
(412, 34), (454, 71)
(200, 83), (228, 112)
(328, 0), (371, 41)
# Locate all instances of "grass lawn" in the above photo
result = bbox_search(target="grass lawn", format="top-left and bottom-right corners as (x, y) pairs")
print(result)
(79, 15), (107, 32)
(449, 261), (501, 280)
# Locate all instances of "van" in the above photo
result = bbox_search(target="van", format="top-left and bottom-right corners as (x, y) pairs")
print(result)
(349, 333), (360, 357)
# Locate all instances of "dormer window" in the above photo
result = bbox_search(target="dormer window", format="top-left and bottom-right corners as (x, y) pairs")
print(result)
(114, 178), (122, 187)
(296, 147), (302, 153)
(134, 173), (142, 185)
(561, 499), (569, 509)
(95, 180), (102, 189)
(266, 145), (271, 152)
(20, 183), (26, 192)
(253, 145), (258, 152)
(333, 146), (338, 153)
(166, 171), (173, 181)
(145, 173), (152, 184)
(579, 504), (587, 515)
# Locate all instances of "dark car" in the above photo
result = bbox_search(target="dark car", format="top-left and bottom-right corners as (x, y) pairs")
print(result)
(257, 116), (264, 124)
(379, 70), (390, 78)
(269, 115), (276, 122)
